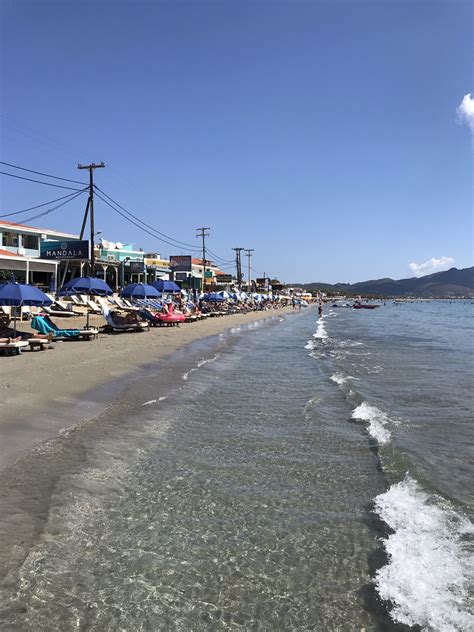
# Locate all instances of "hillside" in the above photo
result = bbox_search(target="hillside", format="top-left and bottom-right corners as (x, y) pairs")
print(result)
(298, 267), (474, 298)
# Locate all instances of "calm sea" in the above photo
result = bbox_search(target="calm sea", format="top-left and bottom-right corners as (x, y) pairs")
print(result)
(0, 302), (472, 631)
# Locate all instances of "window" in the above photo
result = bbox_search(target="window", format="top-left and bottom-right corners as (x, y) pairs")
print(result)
(23, 234), (39, 249)
(2, 231), (19, 247)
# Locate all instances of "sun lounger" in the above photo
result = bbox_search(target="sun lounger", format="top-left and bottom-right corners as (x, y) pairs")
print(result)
(110, 297), (139, 311)
(69, 295), (88, 306)
(86, 299), (102, 314)
(0, 341), (29, 355)
(101, 305), (148, 332)
(31, 315), (98, 340)
(43, 305), (77, 318)
(27, 337), (54, 351)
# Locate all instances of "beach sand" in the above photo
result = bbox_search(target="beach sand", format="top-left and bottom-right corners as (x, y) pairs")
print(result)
(0, 307), (292, 470)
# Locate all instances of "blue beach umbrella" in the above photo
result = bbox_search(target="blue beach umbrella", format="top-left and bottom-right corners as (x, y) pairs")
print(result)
(0, 282), (52, 336)
(204, 292), (225, 302)
(120, 283), (160, 299)
(59, 276), (113, 328)
(60, 276), (113, 296)
(151, 279), (181, 293)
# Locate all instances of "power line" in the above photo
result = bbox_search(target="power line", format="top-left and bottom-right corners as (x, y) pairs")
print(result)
(95, 186), (201, 251)
(0, 188), (88, 218)
(205, 247), (235, 265)
(94, 192), (201, 253)
(0, 161), (88, 186)
(13, 189), (87, 226)
(0, 170), (84, 191)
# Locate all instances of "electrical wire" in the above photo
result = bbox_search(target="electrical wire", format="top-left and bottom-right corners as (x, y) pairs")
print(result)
(0, 161), (88, 186)
(205, 247), (235, 265)
(0, 188), (89, 218)
(94, 192), (202, 254)
(0, 171), (84, 191)
(95, 186), (201, 251)
(12, 189), (87, 226)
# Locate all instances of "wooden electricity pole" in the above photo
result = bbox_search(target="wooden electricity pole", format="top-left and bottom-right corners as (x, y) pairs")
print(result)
(245, 249), (254, 293)
(78, 162), (105, 276)
(196, 227), (210, 292)
(232, 247), (244, 289)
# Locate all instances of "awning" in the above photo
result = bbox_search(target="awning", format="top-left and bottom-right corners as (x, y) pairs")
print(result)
(0, 254), (58, 274)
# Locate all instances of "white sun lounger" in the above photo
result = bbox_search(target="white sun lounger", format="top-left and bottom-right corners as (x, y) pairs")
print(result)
(0, 341), (29, 355)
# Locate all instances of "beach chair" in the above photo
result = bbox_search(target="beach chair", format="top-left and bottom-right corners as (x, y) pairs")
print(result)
(102, 307), (148, 332)
(0, 340), (29, 355)
(43, 304), (77, 318)
(27, 334), (55, 351)
(111, 297), (139, 311)
(31, 315), (98, 340)
(54, 298), (80, 313)
(69, 295), (87, 307)
(86, 299), (102, 314)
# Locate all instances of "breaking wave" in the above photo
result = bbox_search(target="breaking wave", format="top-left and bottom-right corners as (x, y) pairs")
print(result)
(330, 372), (353, 386)
(374, 476), (474, 631)
(313, 318), (328, 340)
(351, 402), (391, 444)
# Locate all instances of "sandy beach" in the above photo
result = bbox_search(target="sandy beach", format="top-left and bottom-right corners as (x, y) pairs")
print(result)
(0, 307), (293, 470)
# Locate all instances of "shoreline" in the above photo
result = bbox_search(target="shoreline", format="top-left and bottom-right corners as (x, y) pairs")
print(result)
(0, 307), (294, 472)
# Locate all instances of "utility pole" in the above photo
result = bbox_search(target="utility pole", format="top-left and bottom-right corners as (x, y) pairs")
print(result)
(78, 162), (105, 276)
(244, 249), (254, 293)
(196, 227), (210, 292)
(232, 247), (244, 289)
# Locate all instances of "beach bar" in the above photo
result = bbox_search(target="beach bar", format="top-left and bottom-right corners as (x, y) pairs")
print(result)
(0, 249), (58, 288)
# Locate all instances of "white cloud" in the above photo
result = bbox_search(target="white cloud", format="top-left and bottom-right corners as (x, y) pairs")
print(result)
(457, 93), (474, 132)
(409, 256), (454, 277)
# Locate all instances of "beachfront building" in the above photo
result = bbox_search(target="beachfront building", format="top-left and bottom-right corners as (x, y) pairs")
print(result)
(0, 220), (77, 287)
(0, 220), (79, 258)
(143, 253), (171, 283)
(191, 258), (232, 291)
(95, 239), (146, 289)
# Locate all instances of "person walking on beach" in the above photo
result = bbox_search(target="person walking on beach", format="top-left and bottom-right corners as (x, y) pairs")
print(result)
(292, 297), (296, 310)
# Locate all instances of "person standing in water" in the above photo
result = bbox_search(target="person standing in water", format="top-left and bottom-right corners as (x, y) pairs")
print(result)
(318, 302), (323, 317)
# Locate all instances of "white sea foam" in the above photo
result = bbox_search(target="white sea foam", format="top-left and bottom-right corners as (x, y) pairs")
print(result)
(337, 339), (364, 348)
(351, 402), (391, 443)
(313, 318), (328, 340)
(305, 339), (316, 350)
(142, 396), (166, 406)
(330, 372), (353, 386)
(374, 476), (474, 631)
(196, 354), (220, 368)
(183, 354), (220, 380)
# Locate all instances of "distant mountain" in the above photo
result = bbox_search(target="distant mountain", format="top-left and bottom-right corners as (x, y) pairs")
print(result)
(296, 267), (474, 298)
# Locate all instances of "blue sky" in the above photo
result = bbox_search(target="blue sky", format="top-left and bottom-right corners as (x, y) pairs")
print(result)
(1, 0), (472, 283)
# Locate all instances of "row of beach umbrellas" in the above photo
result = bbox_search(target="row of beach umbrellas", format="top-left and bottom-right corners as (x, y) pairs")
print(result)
(0, 278), (180, 334)
(0, 277), (282, 335)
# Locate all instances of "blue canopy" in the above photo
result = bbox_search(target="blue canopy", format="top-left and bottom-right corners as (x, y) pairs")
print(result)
(0, 282), (52, 307)
(151, 279), (181, 293)
(120, 283), (160, 299)
(60, 276), (112, 296)
(0, 282), (52, 336)
(203, 292), (225, 302)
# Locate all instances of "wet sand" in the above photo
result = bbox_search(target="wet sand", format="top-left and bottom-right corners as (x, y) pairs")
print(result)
(0, 308), (292, 470)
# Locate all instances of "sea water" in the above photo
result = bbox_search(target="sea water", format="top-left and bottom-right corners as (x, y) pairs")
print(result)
(0, 303), (472, 631)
